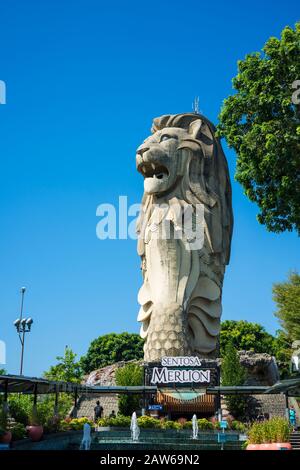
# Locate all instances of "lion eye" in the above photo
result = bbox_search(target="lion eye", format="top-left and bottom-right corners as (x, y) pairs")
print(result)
(160, 135), (172, 142)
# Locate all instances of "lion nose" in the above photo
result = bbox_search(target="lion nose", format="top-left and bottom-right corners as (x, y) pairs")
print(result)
(137, 146), (150, 157)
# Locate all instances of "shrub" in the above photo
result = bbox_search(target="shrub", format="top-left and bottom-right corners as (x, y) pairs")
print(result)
(230, 420), (246, 432)
(69, 417), (93, 430)
(35, 394), (73, 427)
(247, 422), (264, 444)
(11, 423), (27, 441)
(7, 395), (32, 426)
(248, 418), (292, 444)
(0, 410), (8, 430)
(43, 415), (61, 434)
(28, 407), (43, 426)
(221, 342), (248, 419)
(59, 418), (72, 432)
(8, 393), (72, 428)
(162, 420), (181, 430)
(97, 417), (110, 427)
(182, 420), (192, 429)
(115, 364), (143, 416)
(177, 417), (187, 425)
(197, 418), (213, 430)
(137, 416), (160, 429)
(108, 415), (131, 428)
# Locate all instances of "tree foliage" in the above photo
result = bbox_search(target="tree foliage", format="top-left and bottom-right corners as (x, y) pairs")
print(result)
(220, 320), (278, 357)
(43, 346), (82, 383)
(273, 271), (300, 342)
(80, 332), (144, 374)
(115, 363), (143, 416)
(218, 23), (300, 234)
(8, 393), (72, 429)
(221, 341), (247, 418)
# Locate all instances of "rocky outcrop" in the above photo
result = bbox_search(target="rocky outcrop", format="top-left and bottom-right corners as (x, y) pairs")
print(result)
(84, 361), (127, 387)
(77, 361), (141, 419)
(238, 350), (280, 386)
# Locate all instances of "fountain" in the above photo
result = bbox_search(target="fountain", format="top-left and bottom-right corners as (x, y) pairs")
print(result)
(130, 412), (140, 442)
(80, 422), (91, 450)
(192, 414), (198, 440)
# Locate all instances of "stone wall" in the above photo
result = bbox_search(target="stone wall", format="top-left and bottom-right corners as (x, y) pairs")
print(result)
(249, 394), (287, 418)
(77, 392), (119, 419)
(76, 361), (131, 419)
(221, 393), (287, 420)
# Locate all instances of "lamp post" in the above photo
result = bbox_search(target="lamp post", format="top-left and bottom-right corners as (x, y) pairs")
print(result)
(13, 287), (33, 376)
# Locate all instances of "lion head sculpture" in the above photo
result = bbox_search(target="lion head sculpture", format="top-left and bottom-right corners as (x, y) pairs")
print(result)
(136, 113), (233, 362)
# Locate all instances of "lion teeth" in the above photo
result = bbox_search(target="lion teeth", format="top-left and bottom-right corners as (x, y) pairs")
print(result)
(151, 163), (155, 170)
(142, 166), (146, 173)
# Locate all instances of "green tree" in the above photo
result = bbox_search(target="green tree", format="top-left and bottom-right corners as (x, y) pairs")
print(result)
(0, 369), (6, 407)
(44, 346), (82, 383)
(80, 333), (144, 374)
(218, 22), (300, 234)
(273, 272), (300, 342)
(221, 341), (247, 418)
(220, 320), (278, 357)
(115, 363), (143, 416)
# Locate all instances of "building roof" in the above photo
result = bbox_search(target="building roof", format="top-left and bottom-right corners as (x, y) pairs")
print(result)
(1, 374), (299, 396)
(0, 374), (157, 395)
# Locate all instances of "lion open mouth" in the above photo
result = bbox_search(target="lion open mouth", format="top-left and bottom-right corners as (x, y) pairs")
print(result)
(137, 162), (169, 181)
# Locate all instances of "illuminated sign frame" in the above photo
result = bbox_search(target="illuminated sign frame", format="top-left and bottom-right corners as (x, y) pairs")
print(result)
(145, 356), (217, 388)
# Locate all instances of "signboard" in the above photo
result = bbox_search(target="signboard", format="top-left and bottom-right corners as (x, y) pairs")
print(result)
(161, 356), (202, 367)
(148, 404), (163, 411)
(145, 356), (218, 388)
(220, 420), (228, 429)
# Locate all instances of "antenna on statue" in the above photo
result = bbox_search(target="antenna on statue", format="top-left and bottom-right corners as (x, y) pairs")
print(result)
(192, 96), (200, 114)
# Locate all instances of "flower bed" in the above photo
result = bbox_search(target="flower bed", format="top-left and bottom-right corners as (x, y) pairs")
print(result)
(96, 415), (246, 432)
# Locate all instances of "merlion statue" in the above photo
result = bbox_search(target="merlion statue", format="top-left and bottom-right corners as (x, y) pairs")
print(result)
(136, 113), (233, 362)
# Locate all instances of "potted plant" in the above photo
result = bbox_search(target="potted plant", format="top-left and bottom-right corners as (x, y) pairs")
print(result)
(26, 408), (44, 442)
(11, 422), (27, 441)
(0, 411), (12, 444)
(247, 417), (292, 450)
(0, 426), (12, 444)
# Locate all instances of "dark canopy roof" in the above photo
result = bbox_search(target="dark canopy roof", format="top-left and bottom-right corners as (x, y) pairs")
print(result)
(263, 377), (300, 395)
(206, 385), (268, 395)
(207, 378), (300, 396)
(0, 374), (157, 395)
(1, 374), (299, 396)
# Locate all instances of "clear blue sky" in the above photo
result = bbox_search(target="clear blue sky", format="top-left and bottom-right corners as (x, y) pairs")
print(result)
(0, 0), (299, 377)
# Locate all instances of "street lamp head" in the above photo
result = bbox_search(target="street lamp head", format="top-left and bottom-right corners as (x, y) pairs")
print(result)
(20, 287), (26, 293)
(26, 318), (33, 330)
(14, 318), (21, 332)
(20, 318), (27, 327)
